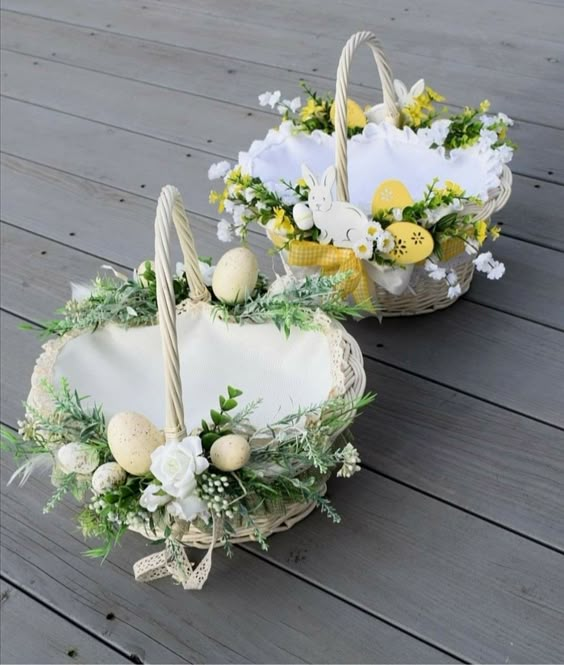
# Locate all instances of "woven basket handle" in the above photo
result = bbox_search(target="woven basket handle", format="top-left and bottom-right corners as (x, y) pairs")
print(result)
(154, 185), (211, 442)
(334, 31), (399, 202)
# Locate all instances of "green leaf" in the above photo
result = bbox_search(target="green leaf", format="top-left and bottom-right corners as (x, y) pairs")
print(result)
(222, 398), (238, 411)
(201, 419), (209, 433)
(227, 386), (243, 399)
(219, 395), (227, 410)
(210, 409), (222, 426)
(202, 432), (221, 449)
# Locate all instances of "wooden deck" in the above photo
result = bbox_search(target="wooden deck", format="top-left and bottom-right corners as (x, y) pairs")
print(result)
(1, 1), (563, 663)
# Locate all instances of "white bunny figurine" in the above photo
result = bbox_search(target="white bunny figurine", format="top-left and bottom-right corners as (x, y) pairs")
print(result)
(301, 164), (368, 247)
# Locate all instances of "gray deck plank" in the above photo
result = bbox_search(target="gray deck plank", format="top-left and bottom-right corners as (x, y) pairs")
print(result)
(0, 581), (128, 665)
(347, 304), (564, 428)
(2, 0), (563, 131)
(2, 223), (563, 550)
(2, 46), (564, 250)
(2, 311), (564, 663)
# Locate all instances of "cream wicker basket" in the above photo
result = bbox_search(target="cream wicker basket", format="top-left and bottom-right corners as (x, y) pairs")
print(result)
(235, 31), (514, 317)
(24, 186), (366, 588)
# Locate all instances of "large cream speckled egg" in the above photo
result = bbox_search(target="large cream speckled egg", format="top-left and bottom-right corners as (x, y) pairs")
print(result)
(107, 412), (165, 475)
(212, 247), (259, 304)
(292, 202), (314, 230)
(91, 462), (127, 494)
(57, 442), (99, 475)
(210, 434), (251, 471)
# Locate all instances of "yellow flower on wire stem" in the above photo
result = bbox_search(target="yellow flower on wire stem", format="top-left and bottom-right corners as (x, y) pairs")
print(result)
(475, 220), (488, 245)
(490, 225), (501, 241)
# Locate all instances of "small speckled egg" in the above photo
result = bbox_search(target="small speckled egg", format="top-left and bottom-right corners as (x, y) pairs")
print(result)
(107, 412), (165, 475)
(57, 442), (99, 475)
(91, 462), (127, 494)
(292, 202), (314, 230)
(136, 259), (155, 287)
(212, 247), (259, 304)
(210, 434), (251, 471)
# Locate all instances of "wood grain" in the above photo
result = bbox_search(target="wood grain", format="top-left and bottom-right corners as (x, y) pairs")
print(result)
(0, 581), (129, 664)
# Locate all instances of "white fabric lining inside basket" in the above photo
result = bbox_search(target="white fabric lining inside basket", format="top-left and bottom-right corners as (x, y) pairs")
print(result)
(51, 306), (338, 431)
(239, 121), (505, 210)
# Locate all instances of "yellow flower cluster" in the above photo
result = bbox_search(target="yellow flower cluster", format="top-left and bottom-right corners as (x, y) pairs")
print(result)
(474, 219), (501, 245)
(402, 86), (445, 128)
(209, 166), (253, 213)
(300, 98), (325, 122)
(271, 206), (294, 235)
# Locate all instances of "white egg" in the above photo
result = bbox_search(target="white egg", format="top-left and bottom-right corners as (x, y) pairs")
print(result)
(57, 442), (100, 475)
(136, 259), (154, 287)
(210, 434), (251, 471)
(107, 411), (165, 475)
(212, 247), (259, 304)
(91, 462), (127, 494)
(293, 202), (314, 230)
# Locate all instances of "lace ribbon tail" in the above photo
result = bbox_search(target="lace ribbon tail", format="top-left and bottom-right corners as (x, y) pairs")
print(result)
(133, 514), (220, 590)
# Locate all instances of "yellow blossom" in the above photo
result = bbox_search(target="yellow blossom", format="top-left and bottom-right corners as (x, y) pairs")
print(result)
(209, 190), (220, 204)
(475, 220), (488, 245)
(296, 178), (307, 188)
(271, 207), (294, 235)
(479, 99), (491, 113)
(490, 225), (501, 240)
(425, 86), (445, 102)
(300, 98), (324, 121)
(444, 180), (464, 197)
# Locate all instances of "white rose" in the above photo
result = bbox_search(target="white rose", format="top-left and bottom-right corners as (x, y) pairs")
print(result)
(168, 495), (210, 523)
(139, 483), (171, 512)
(150, 436), (209, 499)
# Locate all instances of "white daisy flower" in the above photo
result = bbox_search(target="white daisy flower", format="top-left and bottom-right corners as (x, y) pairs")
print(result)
(366, 222), (383, 240)
(207, 160), (231, 181)
(447, 283), (462, 299)
(217, 219), (233, 243)
(353, 239), (374, 260)
(376, 231), (395, 254)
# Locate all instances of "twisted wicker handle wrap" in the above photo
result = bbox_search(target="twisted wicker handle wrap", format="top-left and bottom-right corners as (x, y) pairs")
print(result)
(334, 31), (399, 201)
(154, 185), (211, 442)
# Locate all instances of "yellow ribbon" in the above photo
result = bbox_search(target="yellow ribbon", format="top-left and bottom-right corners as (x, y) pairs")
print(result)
(284, 239), (375, 310)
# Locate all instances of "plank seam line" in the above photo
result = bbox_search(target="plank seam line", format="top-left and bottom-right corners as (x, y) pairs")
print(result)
(0, 572), (143, 664)
(462, 294), (564, 333)
(239, 545), (470, 663)
(363, 354), (564, 432)
(3, 91), (564, 188)
(4, 150), (563, 255)
(2, 8), (563, 131)
(0, 432), (468, 663)
(3, 44), (564, 137)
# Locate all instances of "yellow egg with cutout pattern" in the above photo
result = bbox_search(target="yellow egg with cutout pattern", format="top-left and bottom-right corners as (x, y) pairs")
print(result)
(330, 99), (366, 129)
(371, 179), (414, 215)
(386, 222), (434, 266)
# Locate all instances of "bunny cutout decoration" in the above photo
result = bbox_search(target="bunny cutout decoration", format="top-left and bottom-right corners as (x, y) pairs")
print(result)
(301, 164), (369, 248)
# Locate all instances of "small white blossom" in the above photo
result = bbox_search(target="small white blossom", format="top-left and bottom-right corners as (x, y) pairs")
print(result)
(198, 260), (215, 286)
(258, 90), (281, 108)
(243, 187), (256, 203)
(256, 201), (268, 211)
(478, 128), (498, 149)
(207, 160), (231, 181)
(447, 283), (462, 299)
(487, 261), (506, 280)
(473, 251), (493, 272)
(392, 207), (404, 221)
(223, 199), (235, 213)
(168, 494), (210, 523)
(424, 259), (446, 281)
(496, 112), (514, 126)
(418, 118), (452, 147)
(337, 443), (361, 478)
(495, 144), (514, 164)
(376, 231), (395, 254)
(217, 219), (234, 243)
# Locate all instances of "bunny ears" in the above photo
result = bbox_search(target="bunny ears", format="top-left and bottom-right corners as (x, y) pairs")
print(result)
(301, 164), (337, 191)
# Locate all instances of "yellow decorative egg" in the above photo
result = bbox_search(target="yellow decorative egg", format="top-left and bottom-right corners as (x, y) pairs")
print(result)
(210, 434), (251, 471)
(330, 98), (367, 129)
(386, 222), (434, 265)
(212, 247), (259, 304)
(107, 411), (165, 475)
(371, 180), (414, 215)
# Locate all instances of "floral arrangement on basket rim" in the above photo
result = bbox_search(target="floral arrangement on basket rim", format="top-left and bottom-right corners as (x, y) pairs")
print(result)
(2, 186), (371, 589)
(209, 35), (514, 306)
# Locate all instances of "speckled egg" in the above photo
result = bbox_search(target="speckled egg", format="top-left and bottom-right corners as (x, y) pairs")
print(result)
(210, 434), (251, 471)
(292, 202), (314, 230)
(212, 248), (259, 304)
(136, 259), (155, 287)
(91, 462), (127, 494)
(57, 442), (99, 475)
(107, 412), (165, 475)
